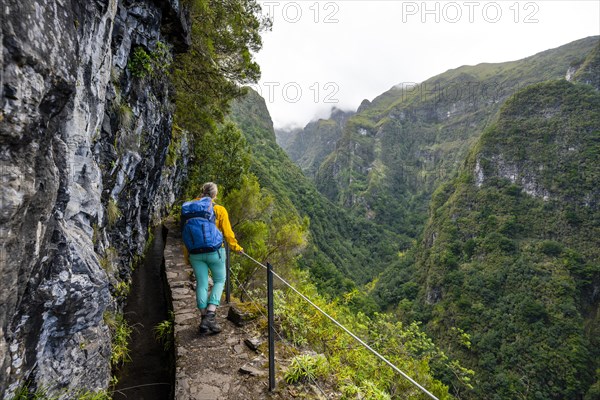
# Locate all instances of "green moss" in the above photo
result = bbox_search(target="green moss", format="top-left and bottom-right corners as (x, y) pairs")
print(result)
(166, 124), (184, 167)
(92, 223), (100, 245)
(113, 280), (130, 298)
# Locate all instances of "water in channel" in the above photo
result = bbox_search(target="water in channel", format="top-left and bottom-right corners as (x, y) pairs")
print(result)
(113, 225), (174, 400)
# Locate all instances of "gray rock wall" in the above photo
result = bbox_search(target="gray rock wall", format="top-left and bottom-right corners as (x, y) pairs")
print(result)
(0, 0), (189, 397)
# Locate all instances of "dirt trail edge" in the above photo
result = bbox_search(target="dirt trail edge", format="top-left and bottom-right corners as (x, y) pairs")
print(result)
(164, 218), (285, 400)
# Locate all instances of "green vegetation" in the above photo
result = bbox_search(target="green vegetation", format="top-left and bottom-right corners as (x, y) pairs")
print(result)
(9, 385), (111, 400)
(92, 223), (100, 245)
(235, 267), (472, 399)
(168, 4), (598, 399)
(184, 121), (251, 198)
(341, 380), (391, 400)
(113, 280), (130, 299)
(116, 102), (134, 131)
(74, 391), (112, 400)
(280, 112), (351, 179)
(127, 43), (172, 79)
(172, 0), (271, 208)
(128, 47), (152, 78)
(98, 247), (118, 273)
(284, 354), (329, 384)
(263, 38), (599, 399)
(154, 312), (174, 351)
(104, 312), (132, 368)
(174, 76), (469, 397)
(151, 41), (173, 76)
(143, 224), (155, 254)
(223, 175), (309, 291)
(166, 124), (185, 167)
(573, 41), (600, 88)
(372, 79), (600, 399)
(172, 0), (270, 136)
(10, 385), (49, 400)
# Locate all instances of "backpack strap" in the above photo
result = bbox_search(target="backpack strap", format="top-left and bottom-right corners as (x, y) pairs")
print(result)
(184, 210), (212, 220)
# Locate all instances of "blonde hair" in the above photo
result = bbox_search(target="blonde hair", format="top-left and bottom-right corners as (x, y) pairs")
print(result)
(201, 182), (218, 199)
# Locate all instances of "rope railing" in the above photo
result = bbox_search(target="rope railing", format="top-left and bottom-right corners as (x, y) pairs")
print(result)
(238, 251), (440, 400)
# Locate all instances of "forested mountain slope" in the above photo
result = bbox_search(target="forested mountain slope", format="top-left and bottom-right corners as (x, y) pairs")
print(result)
(377, 54), (600, 398)
(228, 90), (411, 294)
(276, 107), (354, 178)
(289, 36), (598, 239)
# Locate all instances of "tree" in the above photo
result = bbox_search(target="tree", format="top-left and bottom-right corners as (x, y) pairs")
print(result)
(173, 0), (271, 135)
(223, 175), (308, 296)
(185, 122), (251, 198)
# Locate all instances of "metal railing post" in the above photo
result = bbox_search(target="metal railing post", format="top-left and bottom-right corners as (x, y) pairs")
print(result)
(225, 243), (231, 304)
(267, 262), (276, 391)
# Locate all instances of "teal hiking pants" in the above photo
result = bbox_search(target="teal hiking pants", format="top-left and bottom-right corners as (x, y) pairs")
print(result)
(189, 247), (226, 309)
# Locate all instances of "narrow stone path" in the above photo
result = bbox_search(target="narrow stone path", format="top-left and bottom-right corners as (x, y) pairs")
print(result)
(163, 219), (284, 400)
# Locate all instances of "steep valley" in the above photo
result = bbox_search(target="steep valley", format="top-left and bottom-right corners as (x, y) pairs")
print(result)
(281, 36), (599, 240)
(275, 37), (600, 399)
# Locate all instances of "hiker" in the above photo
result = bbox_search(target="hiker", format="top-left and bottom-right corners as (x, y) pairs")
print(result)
(181, 182), (243, 334)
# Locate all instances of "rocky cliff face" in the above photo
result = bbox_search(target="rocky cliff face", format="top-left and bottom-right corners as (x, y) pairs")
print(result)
(277, 107), (354, 178)
(569, 41), (600, 90)
(0, 0), (190, 397)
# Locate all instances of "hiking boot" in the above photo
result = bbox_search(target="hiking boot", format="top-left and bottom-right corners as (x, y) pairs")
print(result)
(202, 312), (221, 334)
(199, 315), (210, 334)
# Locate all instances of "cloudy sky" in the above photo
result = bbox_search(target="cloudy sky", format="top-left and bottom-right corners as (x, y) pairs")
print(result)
(251, 0), (600, 130)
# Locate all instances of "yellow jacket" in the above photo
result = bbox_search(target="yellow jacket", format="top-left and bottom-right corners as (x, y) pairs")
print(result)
(213, 203), (243, 252)
(182, 200), (243, 262)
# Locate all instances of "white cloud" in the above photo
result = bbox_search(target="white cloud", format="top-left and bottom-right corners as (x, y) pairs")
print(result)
(254, 1), (600, 129)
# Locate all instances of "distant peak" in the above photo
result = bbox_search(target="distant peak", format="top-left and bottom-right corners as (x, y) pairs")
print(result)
(357, 99), (371, 113)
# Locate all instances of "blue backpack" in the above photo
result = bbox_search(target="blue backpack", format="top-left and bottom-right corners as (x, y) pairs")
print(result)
(181, 197), (224, 254)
